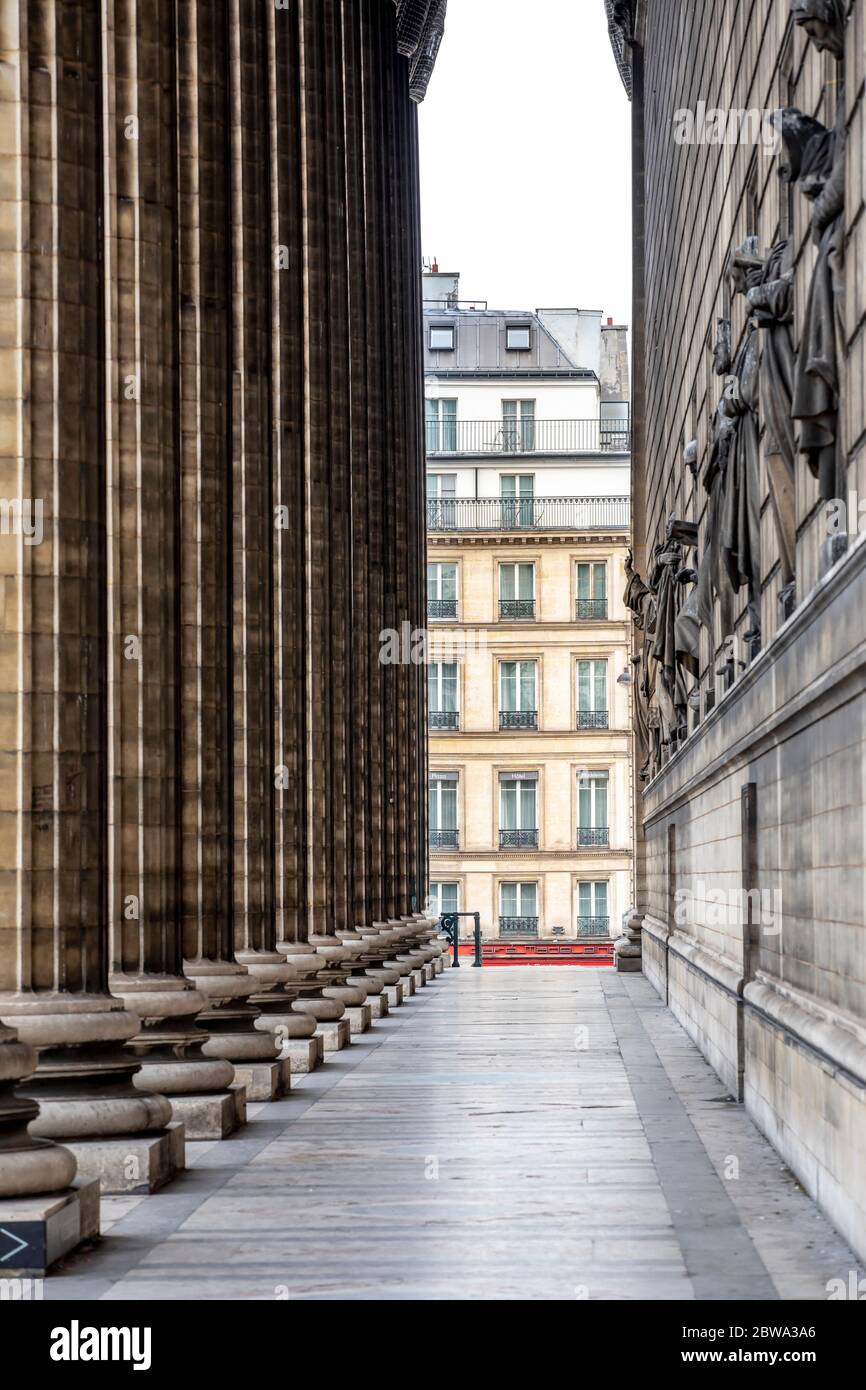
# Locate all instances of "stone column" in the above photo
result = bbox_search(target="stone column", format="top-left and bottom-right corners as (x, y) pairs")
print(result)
(104, 0), (240, 1144)
(0, 0), (183, 1209)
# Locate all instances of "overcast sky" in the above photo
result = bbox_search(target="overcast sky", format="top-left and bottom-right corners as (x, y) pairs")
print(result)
(418, 0), (632, 327)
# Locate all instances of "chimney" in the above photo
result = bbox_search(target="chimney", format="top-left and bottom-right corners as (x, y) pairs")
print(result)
(607, 316), (613, 326)
(431, 258), (439, 273)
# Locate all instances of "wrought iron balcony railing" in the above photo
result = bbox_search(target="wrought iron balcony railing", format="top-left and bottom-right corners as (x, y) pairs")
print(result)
(427, 598), (458, 620)
(576, 916), (610, 938)
(577, 711), (609, 730)
(499, 598), (535, 620)
(426, 419), (630, 456)
(429, 711), (459, 731)
(576, 599), (608, 620)
(499, 829), (539, 849)
(427, 496), (630, 533)
(499, 710), (538, 731)
(429, 829), (459, 849)
(499, 916), (539, 937)
(577, 827), (609, 848)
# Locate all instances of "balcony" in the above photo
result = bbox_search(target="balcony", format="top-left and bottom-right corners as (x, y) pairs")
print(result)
(499, 916), (539, 937)
(427, 598), (458, 620)
(427, 496), (630, 533)
(426, 418), (630, 456)
(576, 916), (610, 938)
(576, 599), (608, 620)
(499, 829), (539, 849)
(577, 711), (609, 730)
(577, 827), (609, 848)
(499, 598), (535, 621)
(500, 710), (538, 731)
(429, 711), (459, 731)
(430, 829), (459, 850)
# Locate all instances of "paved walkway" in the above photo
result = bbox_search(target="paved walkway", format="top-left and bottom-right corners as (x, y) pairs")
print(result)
(48, 968), (863, 1301)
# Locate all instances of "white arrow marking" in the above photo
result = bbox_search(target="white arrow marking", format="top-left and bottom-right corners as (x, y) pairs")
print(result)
(0, 1228), (30, 1262)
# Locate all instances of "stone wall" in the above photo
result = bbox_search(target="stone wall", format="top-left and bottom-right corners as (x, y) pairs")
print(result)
(615, 0), (866, 1260)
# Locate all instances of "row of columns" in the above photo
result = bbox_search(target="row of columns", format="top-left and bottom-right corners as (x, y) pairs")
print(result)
(0, 0), (445, 1271)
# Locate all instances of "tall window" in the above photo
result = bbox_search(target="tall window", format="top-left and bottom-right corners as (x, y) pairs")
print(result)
(428, 662), (459, 730)
(502, 399), (536, 452)
(429, 882), (459, 918)
(577, 770), (609, 847)
(577, 562), (607, 619)
(499, 882), (539, 935)
(426, 398), (457, 453)
(428, 562), (457, 620)
(426, 472), (457, 529)
(500, 661), (538, 730)
(577, 660), (609, 729)
(500, 474), (535, 529)
(429, 773), (459, 849)
(499, 562), (535, 620)
(499, 773), (538, 848)
(577, 881), (609, 936)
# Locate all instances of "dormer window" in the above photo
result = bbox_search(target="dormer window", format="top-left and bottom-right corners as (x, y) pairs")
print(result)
(430, 324), (455, 351)
(506, 324), (531, 351)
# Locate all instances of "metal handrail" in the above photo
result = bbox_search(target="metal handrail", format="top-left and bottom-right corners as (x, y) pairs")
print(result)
(577, 827), (610, 847)
(427, 496), (630, 533)
(499, 829), (539, 849)
(425, 419), (630, 455)
(428, 598), (458, 619)
(429, 711), (459, 730)
(577, 711), (609, 730)
(430, 829), (459, 849)
(576, 916), (610, 937)
(499, 916), (539, 937)
(499, 710), (538, 730)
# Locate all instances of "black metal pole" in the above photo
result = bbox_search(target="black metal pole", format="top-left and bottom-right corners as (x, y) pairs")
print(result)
(473, 913), (482, 967)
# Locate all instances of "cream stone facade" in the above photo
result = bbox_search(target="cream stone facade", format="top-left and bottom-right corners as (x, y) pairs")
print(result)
(423, 291), (633, 941)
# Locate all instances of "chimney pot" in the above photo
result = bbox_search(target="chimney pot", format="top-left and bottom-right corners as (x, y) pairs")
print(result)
(607, 316), (613, 326)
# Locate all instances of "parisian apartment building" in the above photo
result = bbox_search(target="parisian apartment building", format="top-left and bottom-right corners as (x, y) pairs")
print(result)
(608, 0), (866, 1261)
(423, 270), (634, 946)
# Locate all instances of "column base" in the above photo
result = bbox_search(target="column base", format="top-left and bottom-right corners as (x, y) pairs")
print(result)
(63, 1122), (185, 1195)
(384, 984), (403, 1009)
(411, 968), (426, 990)
(616, 955), (643, 973)
(368, 994), (389, 1020)
(0, 1177), (99, 1276)
(169, 1085), (246, 1140)
(345, 1004), (372, 1035)
(315, 1019), (351, 1052)
(433, 957), (444, 976)
(280, 1037), (322, 1074)
(402, 974), (416, 996)
(230, 1059), (291, 1101)
(423, 963), (435, 983)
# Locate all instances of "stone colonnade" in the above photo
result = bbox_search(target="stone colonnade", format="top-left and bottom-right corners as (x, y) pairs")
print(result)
(0, 0), (449, 1272)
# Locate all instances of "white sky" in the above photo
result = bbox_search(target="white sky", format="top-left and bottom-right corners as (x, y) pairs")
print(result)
(418, 0), (632, 327)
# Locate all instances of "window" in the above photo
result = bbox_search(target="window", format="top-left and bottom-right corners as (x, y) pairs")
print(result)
(500, 660), (537, 730)
(428, 662), (459, 730)
(499, 773), (538, 848)
(426, 473), (457, 528)
(577, 562), (607, 619)
(428, 562), (458, 620)
(506, 324), (531, 351)
(577, 770), (609, 847)
(502, 399), (536, 452)
(499, 881), (538, 935)
(499, 562), (535, 620)
(500, 474), (535, 529)
(426, 398), (457, 453)
(430, 324), (455, 351)
(577, 660), (609, 729)
(577, 881), (609, 937)
(428, 882), (459, 918)
(429, 773), (459, 848)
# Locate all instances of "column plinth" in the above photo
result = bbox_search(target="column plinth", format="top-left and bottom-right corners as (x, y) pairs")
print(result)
(0, 1024), (77, 1199)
